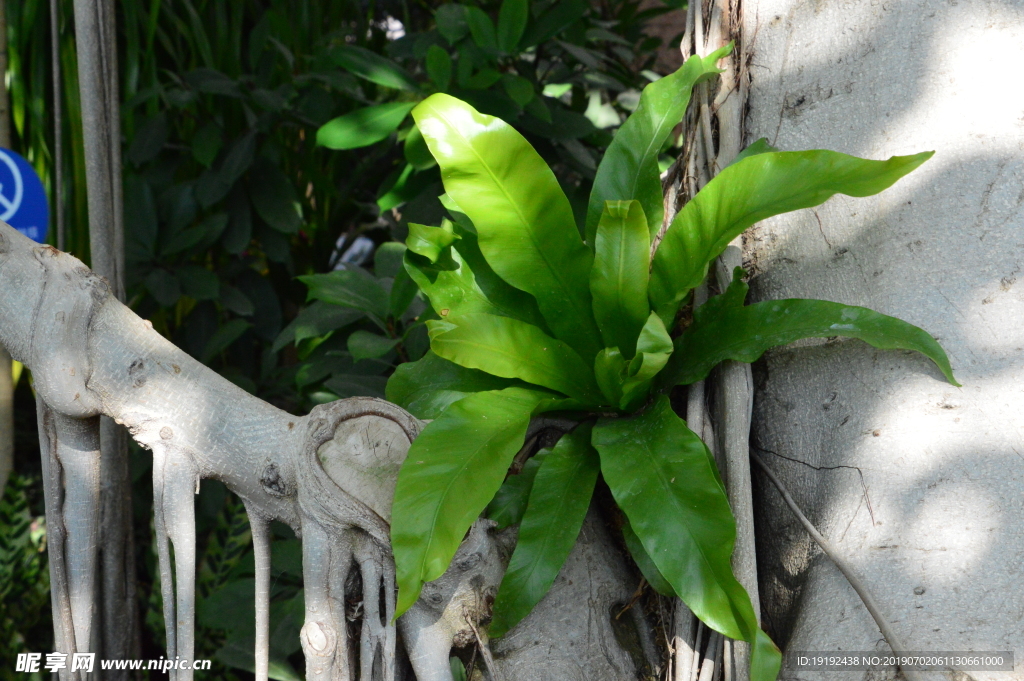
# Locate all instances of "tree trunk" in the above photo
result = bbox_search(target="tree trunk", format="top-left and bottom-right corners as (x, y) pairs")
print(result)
(743, 0), (1024, 666)
(70, 0), (138, 670)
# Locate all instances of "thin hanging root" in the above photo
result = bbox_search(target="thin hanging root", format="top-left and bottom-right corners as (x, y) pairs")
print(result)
(36, 399), (79, 679)
(152, 457), (177, 661)
(161, 451), (198, 681)
(689, 622), (705, 681)
(752, 454), (925, 681)
(697, 632), (722, 681)
(246, 506), (272, 681)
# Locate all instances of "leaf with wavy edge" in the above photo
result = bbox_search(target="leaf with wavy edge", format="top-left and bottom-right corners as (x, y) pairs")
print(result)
(586, 45), (732, 243)
(619, 312), (673, 409)
(412, 93), (601, 360)
(406, 221), (458, 263)
(590, 200), (650, 358)
(593, 395), (781, 681)
(649, 149), (933, 324)
(392, 387), (574, 616)
(386, 350), (514, 420)
(659, 268), (959, 388)
(404, 228), (547, 328)
(427, 313), (603, 405)
(490, 422), (599, 637)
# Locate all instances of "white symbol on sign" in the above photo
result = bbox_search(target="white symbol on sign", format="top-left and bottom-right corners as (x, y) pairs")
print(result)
(0, 151), (25, 222)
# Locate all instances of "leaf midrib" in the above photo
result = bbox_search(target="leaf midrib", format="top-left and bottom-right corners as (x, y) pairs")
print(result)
(426, 102), (593, 343)
(513, 450), (591, 590)
(417, 405), (530, 583)
(612, 426), (741, 632)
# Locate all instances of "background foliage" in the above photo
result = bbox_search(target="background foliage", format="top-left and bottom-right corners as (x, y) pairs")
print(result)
(0, 0), (686, 677)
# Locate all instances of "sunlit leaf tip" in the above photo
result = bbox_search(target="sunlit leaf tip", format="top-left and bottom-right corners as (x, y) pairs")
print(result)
(316, 102), (417, 150)
(586, 42), (734, 245)
(649, 148), (936, 323)
(411, 93), (601, 360)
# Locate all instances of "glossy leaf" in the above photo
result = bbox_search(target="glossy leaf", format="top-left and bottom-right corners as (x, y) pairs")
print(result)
(660, 269), (959, 387)
(631, 312), (673, 367)
(587, 45), (731, 244)
(486, 448), (551, 529)
(406, 221), (458, 263)
(593, 347), (626, 407)
(497, 0), (528, 52)
(386, 350), (514, 420)
(753, 630), (783, 681)
(649, 149), (934, 323)
(620, 312), (673, 409)
(389, 267), (420, 319)
(427, 314), (603, 404)
(589, 200), (650, 357)
(393, 387), (572, 615)
(331, 45), (419, 91)
(593, 396), (774, 672)
(412, 94), (601, 360)
(317, 102), (417, 150)
(490, 423), (599, 637)
(377, 164), (441, 212)
(622, 518), (673, 597)
(404, 231), (547, 327)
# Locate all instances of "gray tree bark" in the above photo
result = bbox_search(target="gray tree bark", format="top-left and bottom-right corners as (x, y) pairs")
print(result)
(743, 0), (1024, 675)
(70, 0), (137, 670)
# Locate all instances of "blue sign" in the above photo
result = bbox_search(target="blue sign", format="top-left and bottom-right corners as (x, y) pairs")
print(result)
(0, 148), (48, 243)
